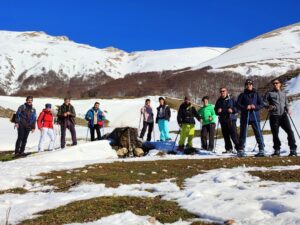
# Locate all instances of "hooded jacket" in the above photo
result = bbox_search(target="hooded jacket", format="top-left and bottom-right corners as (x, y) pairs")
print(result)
(37, 109), (54, 129)
(16, 103), (36, 130)
(198, 103), (216, 126)
(177, 102), (200, 125)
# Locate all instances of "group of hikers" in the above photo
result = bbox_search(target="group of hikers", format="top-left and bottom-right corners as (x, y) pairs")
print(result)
(139, 78), (298, 157)
(13, 78), (298, 158)
(13, 97), (106, 156)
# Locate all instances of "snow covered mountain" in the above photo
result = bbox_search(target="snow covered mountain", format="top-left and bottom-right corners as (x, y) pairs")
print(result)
(0, 30), (226, 94)
(195, 22), (300, 77)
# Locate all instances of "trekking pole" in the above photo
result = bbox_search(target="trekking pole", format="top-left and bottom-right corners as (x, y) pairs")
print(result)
(213, 118), (220, 152)
(252, 112), (269, 152)
(153, 123), (156, 141)
(243, 111), (251, 151)
(172, 127), (181, 152)
(252, 111), (265, 150)
(287, 113), (300, 139)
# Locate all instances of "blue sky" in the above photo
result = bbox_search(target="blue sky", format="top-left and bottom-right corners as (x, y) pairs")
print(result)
(0, 0), (299, 51)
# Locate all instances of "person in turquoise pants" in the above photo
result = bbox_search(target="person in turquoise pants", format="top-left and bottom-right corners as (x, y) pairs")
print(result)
(156, 97), (171, 141)
(177, 96), (201, 150)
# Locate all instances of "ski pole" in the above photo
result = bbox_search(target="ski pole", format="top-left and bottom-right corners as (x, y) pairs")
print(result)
(243, 111), (250, 151)
(288, 113), (300, 139)
(252, 111), (265, 150)
(252, 112), (269, 152)
(172, 127), (181, 151)
(214, 117), (220, 152)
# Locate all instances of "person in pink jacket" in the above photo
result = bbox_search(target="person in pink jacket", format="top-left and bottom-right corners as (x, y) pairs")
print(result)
(139, 99), (154, 141)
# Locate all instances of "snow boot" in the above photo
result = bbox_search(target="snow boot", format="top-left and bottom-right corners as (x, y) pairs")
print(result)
(271, 149), (281, 157)
(255, 150), (266, 157)
(237, 150), (246, 157)
(288, 149), (298, 157)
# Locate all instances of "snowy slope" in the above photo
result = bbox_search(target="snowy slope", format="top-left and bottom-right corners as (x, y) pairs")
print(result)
(194, 22), (300, 76)
(0, 30), (227, 94)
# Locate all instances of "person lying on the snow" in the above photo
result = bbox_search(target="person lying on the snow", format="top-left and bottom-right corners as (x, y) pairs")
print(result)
(14, 96), (36, 156)
(215, 87), (239, 153)
(139, 99), (154, 141)
(177, 96), (201, 151)
(85, 102), (106, 141)
(236, 79), (265, 157)
(264, 78), (297, 156)
(156, 97), (171, 141)
(37, 104), (55, 152)
(57, 98), (77, 149)
(198, 96), (217, 151)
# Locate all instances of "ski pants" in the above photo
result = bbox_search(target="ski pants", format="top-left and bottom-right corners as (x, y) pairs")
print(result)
(270, 113), (297, 151)
(38, 128), (55, 151)
(157, 119), (170, 141)
(201, 123), (216, 150)
(15, 126), (31, 154)
(139, 121), (154, 141)
(179, 123), (195, 148)
(220, 120), (239, 151)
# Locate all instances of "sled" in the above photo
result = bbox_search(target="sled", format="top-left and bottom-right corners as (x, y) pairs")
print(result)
(143, 141), (176, 152)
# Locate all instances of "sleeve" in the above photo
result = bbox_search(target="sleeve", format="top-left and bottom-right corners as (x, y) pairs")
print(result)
(70, 105), (76, 117)
(193, 107), (201, 121)
(57, 106), (63, 118)
(231, 98), (238, 114)
(284, 93), (290, 111)
(15, 105), (23, 124)
(85, 110), (91, 121)
(214, 100), (220, 115)
(166, 106), (171, 121)
(31, 109), (37, 130)
(37, 112), (44, 129)
(236, 94), (246, 111)
(155, 108), (159, 124)
(101, 111), (106, 121)
(255, 93), (264, 111)
(211, 105), (216, 116)
(177, 106), (182, 124)
(262, 92), (270, 108)
(140, 107), (145, 114)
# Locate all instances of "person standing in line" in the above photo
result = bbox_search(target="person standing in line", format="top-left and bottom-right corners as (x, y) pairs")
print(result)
(37, 103), (55, 152)
(57, 98), (77, 149)
(156, 97), (171, 141)
(236, 79), (265, 157)
(139, 99), (154, 141)
(85, 102), (106, 141)
(198, 96), (217, 151)
(215, 88), (239, 153)
(14, 96), (36, 156)
(177, 96), (201, 151)
(264, 78), (297, 156)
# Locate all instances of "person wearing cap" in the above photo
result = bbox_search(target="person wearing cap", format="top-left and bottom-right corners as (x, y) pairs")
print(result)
(237, 79), (265, 157)
(57, 98), (77, 149)
(37, 103), (55, 152)
(14, 96), (36, 156)
(139, 99), (154, 141)
(85, 102), (106, 141)
(177, 96), (201, 150)
(215, 87), (239, 153)
(198, 96), (217, 151)
(156, 97), (171, 141)
(264, 78), (297, 156)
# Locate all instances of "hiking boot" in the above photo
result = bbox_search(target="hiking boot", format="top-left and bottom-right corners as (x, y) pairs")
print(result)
(271, 150), (281, 157)
(255, 150), (266, 157)
(288, 149), (298, 157)
(184, 147), (197, 155)
(237, 150), (246, 157)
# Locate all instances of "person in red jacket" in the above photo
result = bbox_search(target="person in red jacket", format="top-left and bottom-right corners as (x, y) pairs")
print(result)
(37, 103), (55, 152)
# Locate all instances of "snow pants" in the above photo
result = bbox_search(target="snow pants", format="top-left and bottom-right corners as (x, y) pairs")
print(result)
(38, 127), (55, 151)
(178, 123), (195, 148)
(157, 119), (170, 141)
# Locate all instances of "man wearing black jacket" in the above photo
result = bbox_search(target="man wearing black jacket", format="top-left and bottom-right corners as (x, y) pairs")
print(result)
(57, 98), (77, 149)
(14, 96), (36, 156)
(215, 88), (239, 153)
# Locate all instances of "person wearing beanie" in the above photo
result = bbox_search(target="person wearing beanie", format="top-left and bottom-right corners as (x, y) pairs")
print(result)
(85, 102), (106, 141)
(177, 96), (201, 151)
(236, 79), (265, 157)
(57, 98), (77, 149)
(14, 96), (36, 156)
(37, 103), (55, 152)
(156, 97), (171, 141)
(139, 99), (154, 141)
(198, 96), (217, 151)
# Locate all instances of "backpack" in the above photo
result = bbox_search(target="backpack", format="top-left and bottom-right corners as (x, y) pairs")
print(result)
(10, 105), (26, 123)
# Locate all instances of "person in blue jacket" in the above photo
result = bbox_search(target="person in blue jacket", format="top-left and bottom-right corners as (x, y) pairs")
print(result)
(237, 79), (265, 157)
(85, 102), (106, 141)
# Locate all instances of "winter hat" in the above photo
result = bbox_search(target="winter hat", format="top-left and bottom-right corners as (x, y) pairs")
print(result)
(245, 79), (254, 86)
(45, 103), (52, 109)
(26, 96), (33, 101)
(202, 96), (209, 102)
(158, 97), (165, 101)
(184, 96), (191, 101)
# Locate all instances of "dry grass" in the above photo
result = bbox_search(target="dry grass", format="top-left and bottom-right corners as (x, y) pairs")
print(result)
(249, 169), (300, 182)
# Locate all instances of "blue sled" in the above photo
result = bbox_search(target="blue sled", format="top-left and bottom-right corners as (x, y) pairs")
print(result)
(143, 141), (176, 151)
